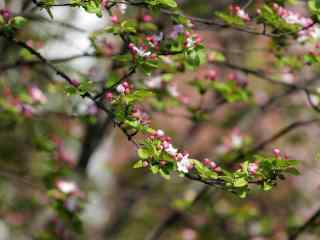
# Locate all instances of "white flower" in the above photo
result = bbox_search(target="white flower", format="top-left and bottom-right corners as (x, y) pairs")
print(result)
(248, 163), (258, 175)
(145, 76), (162, 89)
(164, 143), (178, 156)
(310, 25), (320, 39)
(236, 9), (250, 21)
(167, 84), (180, 97)
(56, 180), (78, 194)
(156, 129), (165, 137)
(116, 84), (126, 94)
(231, 134), (243, 148)
(118, 3), (127, 14)
(177, 154), (193, 173)
(130, 44), (152, 57)
(29, 86), (47, 104)
(185, 37), (196, 48)
(310, 95), (320, 106)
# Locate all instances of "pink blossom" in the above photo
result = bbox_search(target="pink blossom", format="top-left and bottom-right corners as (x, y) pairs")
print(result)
(56, 180), (78, 194)
(116, 84), (126, 94)
(111, 15), (118, 24)
(177, 153), (193, 173)
(143, 15), (152, 22)
(28, 86), (47, 104)
(0, 9), (12, 22)
(206, 69), (217, 81)
(273, 148), (281, 157)
(104, 92), (113, 101)
(248, 163), (259, 175)
(101, 0), (108, 8)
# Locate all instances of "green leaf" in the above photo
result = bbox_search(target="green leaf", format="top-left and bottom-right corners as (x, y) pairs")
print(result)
(262, 182), (273, 191)
(193, 160), (218, 179)
(285, 167), (300, 176)
(133, 160), (144, 168)
(159, 0), (178, 8)
(105, 73), (120, 88)
(82, 0), (102, 17)
(233, 177), (248, 188)
(214, 11), (245, 27)
(150, 165), (160, 174)
(10, 16), (27, 29)
(137, 148), (150, 159)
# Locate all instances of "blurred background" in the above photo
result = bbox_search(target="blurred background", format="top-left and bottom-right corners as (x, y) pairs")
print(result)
(0, 0), (320, 239)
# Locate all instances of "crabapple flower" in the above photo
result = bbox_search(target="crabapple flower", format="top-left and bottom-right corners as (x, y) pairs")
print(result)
(167, 83), (180, 97)
(145, 76), (162, 89)
(116, 81), (131, 94)
(118, 3), (127, 14)
(0, 8), (12, 22)
(104, 92), (113, 101)
(273, 148), (281, 157)
(248, 163), (259, 175)
(143, 15), (152, 22)
(21, 104), (34, 118)
(185, 33), (202, 49)
(170, 24), (185, 38)
(56, 180), (78, 194)
(101, 0), (108, 8)
(177, 153), (193, 173)
(206, 69), (217, 81)
(128, 43), (152, 58)
(229, 4), (250, 21)
(273, 4), (313, 27)
(163, 142), (178, 156)
(230, 128), (243, 148)
(181, 228), (197, 240)
(156, 129), (165, 137)
(28, 86), (47, 104)
(111, 15), (118, 24)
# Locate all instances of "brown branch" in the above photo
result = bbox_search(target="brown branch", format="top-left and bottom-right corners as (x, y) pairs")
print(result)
(288, 207), (320, 240)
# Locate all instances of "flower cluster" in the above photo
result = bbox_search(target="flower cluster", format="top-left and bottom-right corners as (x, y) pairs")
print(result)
(229, 4), (250, 21)
(149, 129), (193, 173)
(116, 81), (132, 94)
(205, 69), (218, 81)
(185, 32), (202, 49)
(128, 43), (152, 58)
(248, 163), (259, 175)
(131, 106), (150, 125)
(272, 147), (288, 159)
(203, 158), (221, 173)
(28, 85), (48, 104)
(2, 85), (48, 118)
(146, 33), (163, 49)
(272, 4), (313, 28)
(0, 8), (12, 22)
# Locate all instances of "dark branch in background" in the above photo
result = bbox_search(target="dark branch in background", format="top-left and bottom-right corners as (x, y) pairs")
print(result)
(145, 187), (208, 240)
(0, 53), (98, 72)
(0, 33), (139, 147)
(289, 207), (320, 240)
(76, 117), (113, 173)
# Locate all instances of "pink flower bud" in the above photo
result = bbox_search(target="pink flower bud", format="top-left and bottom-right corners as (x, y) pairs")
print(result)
(248, 163), (258, 175)
(101, 0), (108, 8)
(111, 15), (118, 24)
(206, 69), (217, 81)
(209, 161), (217, 170)
(143, 161), (149, 167)
(273, 148), (281, 157)
(143, 15), (152, 22)
(28, 86), (47, 104)
(70, 79), (80, 87)
(104, 92), (113, 101)
(0, 9), (12, 22)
